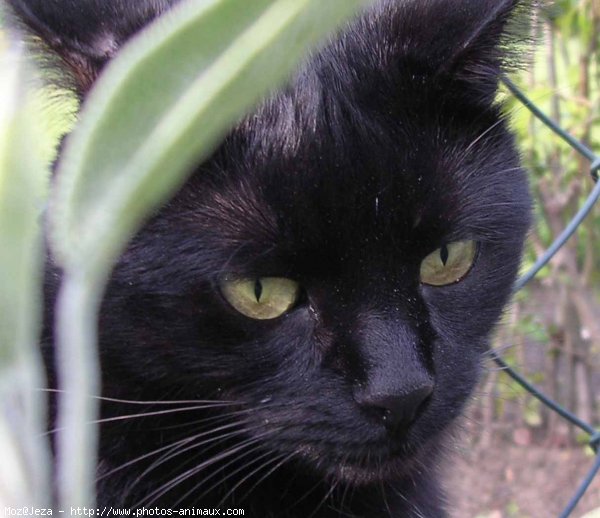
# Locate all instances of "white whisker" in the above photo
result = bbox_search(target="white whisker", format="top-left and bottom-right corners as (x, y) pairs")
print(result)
(133, 432), (271, 508)
(98, 421), (248, 482)
(36, 388), (235, 406)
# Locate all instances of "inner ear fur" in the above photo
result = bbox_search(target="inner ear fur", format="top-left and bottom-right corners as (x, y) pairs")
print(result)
(434, 0), (536, 103)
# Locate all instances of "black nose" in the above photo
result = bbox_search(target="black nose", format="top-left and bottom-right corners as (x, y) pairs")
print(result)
(357, 384), (433, 433)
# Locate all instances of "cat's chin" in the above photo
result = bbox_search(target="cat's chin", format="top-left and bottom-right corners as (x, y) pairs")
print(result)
(327, 456), (418, 486)
(294, 443), (424, 487)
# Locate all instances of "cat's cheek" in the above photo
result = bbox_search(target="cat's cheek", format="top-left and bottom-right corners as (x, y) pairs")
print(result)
(420, 288), (480, 340)
(419, 253), (514, 341)
(418, 286), (491, 407)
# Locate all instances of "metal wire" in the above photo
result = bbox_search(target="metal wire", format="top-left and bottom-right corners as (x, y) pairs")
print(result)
(559, 454), (600, 518)
(490, 76), (600, 518)
(503, 77), (599, 172)
(515, 179), (600, 290)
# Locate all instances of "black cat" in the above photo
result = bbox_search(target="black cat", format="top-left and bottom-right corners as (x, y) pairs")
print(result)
(7, 0), (533, 516)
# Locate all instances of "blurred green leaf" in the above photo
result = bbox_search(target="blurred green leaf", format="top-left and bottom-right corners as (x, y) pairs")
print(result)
(53, 0), (371, 274)
(0, 43), (50, 509)
(49, 0), (373, 507)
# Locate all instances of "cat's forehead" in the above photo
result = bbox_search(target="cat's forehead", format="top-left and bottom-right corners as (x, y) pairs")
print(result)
(176, 3), (529, 272)
(187, 81), (517, 276)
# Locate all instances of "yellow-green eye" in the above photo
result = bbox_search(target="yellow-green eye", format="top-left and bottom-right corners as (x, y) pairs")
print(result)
(220, 277), (300, 320)
(419, 240), (477, 286)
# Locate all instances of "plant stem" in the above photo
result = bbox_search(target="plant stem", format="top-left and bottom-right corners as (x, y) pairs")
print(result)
(55, 270), (102, 508)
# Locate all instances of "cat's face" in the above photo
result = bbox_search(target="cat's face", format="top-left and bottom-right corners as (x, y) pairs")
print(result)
(21, 0), (532, 495)
(97, 16), (531, 486)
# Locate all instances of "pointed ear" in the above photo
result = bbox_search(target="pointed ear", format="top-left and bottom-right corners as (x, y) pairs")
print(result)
(335, 0), (535, 107)
(6, 0), (176, 97)
(433, 0), (535, 102)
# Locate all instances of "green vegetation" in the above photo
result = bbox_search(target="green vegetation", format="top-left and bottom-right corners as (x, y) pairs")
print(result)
(0, 0), (370, 508)
(0, 45), (50, 511)
(482, 0), (600, 445)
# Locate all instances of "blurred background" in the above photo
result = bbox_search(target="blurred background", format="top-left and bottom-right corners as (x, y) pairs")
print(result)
(447, 1), (600, 516)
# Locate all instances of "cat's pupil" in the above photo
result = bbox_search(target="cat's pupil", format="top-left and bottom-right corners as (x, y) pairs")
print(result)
(254, 278), (263, 302)
(440, 244), (449, 266)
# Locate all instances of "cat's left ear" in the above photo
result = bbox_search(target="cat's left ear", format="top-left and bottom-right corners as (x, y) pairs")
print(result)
(5, 0), (178, 98)
(335, 0), (536, 107)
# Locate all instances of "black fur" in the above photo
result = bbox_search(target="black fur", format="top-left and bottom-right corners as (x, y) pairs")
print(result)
(9, 0), (533, 516)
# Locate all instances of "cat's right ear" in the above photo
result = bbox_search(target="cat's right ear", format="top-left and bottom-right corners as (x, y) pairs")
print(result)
(332, 0), (536, 108)
(5, 0), (177, 98)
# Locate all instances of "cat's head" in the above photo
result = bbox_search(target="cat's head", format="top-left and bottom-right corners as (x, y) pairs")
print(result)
(13, 0), (532, 486)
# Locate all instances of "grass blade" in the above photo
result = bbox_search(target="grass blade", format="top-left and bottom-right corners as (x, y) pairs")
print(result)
(0, 42), (50, 509)
(50, 0), (372, 507)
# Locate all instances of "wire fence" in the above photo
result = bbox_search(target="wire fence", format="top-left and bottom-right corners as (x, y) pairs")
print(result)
(491, 76), (600, 518)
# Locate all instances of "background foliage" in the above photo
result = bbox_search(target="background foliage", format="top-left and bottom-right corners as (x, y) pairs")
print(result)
(481, 0), (600, 447)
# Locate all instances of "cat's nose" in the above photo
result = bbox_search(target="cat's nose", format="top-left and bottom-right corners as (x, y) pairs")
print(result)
(357, 384), (433, 433)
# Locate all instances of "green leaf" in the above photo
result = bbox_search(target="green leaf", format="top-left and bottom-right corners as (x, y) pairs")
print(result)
(0, 43), (50, 509)
(53, 0), (372, 274)
(49, 0), (373, 507)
